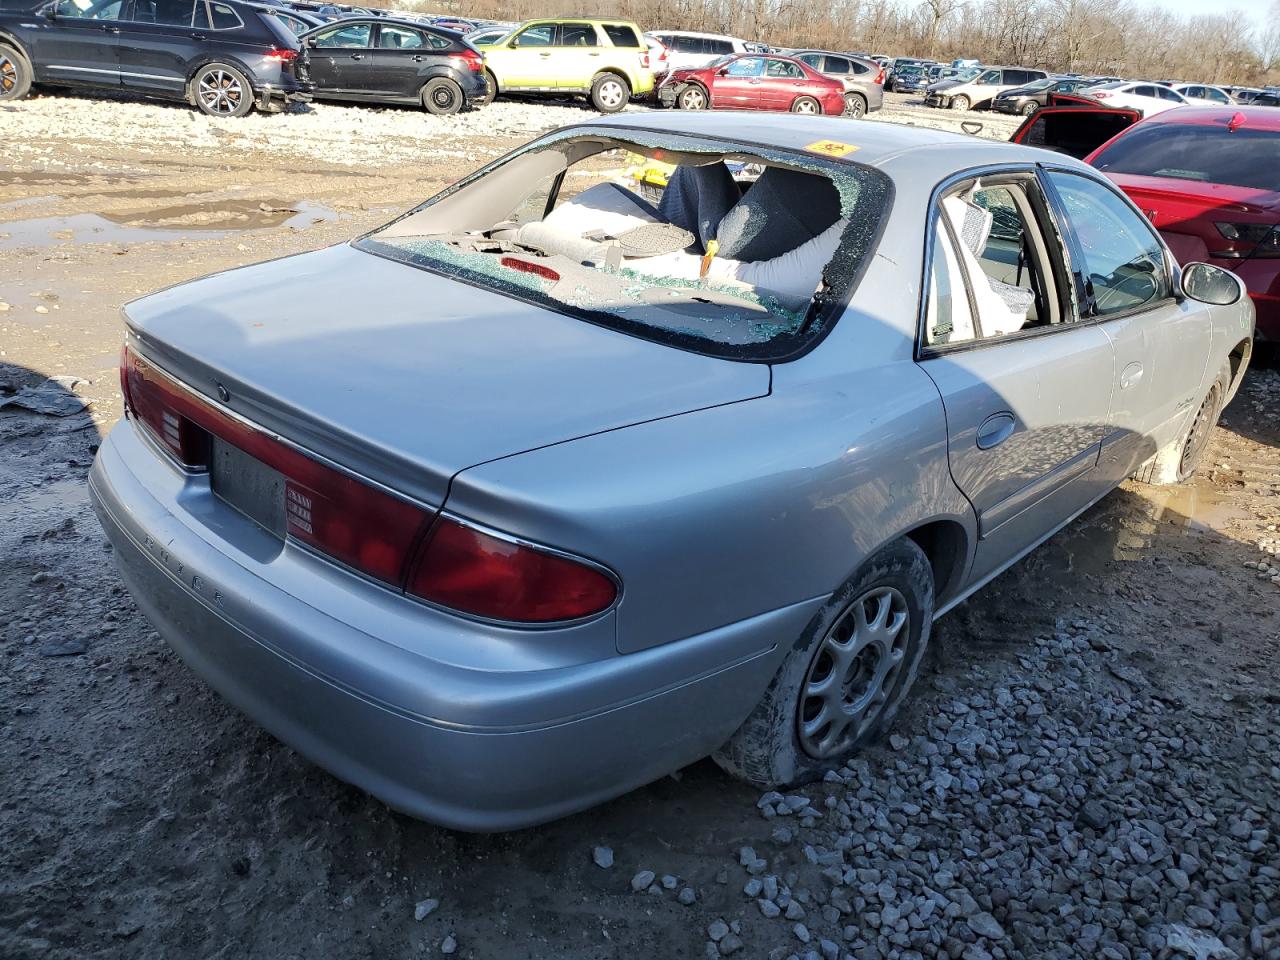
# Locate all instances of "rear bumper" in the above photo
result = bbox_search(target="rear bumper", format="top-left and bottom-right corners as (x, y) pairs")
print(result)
(256, 82), (312, 109)
(89, 420), (816, 831)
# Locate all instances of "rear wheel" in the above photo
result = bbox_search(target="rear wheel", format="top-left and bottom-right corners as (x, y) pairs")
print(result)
(949, 94), (970, 111)
(421, 77), (463, 115)
(590, 73), (629, 112)
(193, 63), (253, 117)
(843, 92), (866, 118)
(791, 95), (821, 114)
(0, 43), (32, 101)
(677, 85), (707, 110)
(714, 538), (934, 787)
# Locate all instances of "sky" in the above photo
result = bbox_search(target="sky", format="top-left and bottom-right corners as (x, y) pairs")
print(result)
(1149, 0), (1267, 32)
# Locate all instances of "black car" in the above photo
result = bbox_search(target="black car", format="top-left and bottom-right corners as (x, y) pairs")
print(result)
(992, 76), (1094, 116)
(298, 16), (484, 115)
(0, 0), (310, 115)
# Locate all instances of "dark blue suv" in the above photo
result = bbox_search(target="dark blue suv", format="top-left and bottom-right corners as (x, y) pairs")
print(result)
(0, 0), (312, 116)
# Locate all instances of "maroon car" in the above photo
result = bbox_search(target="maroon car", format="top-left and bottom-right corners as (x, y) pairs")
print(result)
(658, 53), (846, 115)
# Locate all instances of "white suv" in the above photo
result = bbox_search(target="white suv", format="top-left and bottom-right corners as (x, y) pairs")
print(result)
(644, 31), (748, 74)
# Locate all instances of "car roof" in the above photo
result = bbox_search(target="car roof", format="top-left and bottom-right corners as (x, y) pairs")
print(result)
(583, 112), (1087, 172)
(519, 16), (642, 24)
(645, 30), (743, 40)
(1134, 105), (1280, 131)
(299, 14), (450, 31)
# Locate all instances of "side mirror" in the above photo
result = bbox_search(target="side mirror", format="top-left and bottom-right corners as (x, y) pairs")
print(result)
(42, 3), (57, 18)
(1181, 262), (1243, 306)
(305, 36), (316, 47)
(716, 67), (729, 76)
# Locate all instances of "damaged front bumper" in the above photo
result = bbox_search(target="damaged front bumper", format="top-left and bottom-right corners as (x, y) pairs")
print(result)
(657, 81), (686, 107)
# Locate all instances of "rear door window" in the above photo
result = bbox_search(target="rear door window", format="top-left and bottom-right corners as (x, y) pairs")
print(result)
(709, 38), (734, 55)
(129, 0), (194, 24)
(203, 0), (241, 28)
(557, 23), (597, 47)
(601, 23), (639, 47)
(824, 55), (852, 74)
(765, 59), (802, 79)
(377, 25), (427, 48)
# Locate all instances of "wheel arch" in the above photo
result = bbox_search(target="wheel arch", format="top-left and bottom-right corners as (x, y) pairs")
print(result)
(0, 31), (31, 63)
(184, 56), (261, 102)
(903, 518), (971, 607)
(592, 68), (630, 90)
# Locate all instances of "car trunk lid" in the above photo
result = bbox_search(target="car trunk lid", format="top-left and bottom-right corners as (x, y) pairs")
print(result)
(124, 243), (771, 508)
(1009, 96), (1142, 159)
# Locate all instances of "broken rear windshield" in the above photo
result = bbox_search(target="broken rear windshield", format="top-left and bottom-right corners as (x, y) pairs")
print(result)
(354, 126), (891, 362)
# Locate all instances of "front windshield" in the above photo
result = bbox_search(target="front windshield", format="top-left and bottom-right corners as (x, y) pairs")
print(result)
(1022, 77), (1056, 91)
(355, 128), (891, 361)
(706, 55), (734, 69)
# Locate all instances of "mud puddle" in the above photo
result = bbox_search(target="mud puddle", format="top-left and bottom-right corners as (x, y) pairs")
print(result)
(0, 201), (340, 250)
(1056, 482), (1248, 575)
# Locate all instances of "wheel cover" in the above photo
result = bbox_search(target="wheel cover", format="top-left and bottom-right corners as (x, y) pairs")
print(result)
(797, 586), (910, 759)
(1022, 101), (1037, 115)
(431, 83), (456, 108)
(0, 54), (15, 94)
(1180, 383), (1220, 476)
(597, 79), (624, 108)
(680, 88), (704, 109)
(795, 98), (817, 113)
(197, 69), (243, 115)
(845, 95), (863, 117)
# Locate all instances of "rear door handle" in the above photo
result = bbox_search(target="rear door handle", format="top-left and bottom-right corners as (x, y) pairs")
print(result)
(349, 53), (364, 60)
(102, 24), (120, 33)
(1120, 361), (1144, 389)
(412, 54), (424, 61)
(976, 412), (1016, 449)
(190, 32), (206, 40)
(539, 52), (551, 57)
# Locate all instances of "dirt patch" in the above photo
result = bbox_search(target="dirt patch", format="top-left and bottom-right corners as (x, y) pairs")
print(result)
(0, 92), (1276, 960)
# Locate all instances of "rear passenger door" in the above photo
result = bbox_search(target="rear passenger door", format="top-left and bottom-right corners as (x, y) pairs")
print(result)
(116, 0), (196, 95)
(37, 0), (124, 88)
(550, 22), (599, 89)
(917, 170), (1115, 584)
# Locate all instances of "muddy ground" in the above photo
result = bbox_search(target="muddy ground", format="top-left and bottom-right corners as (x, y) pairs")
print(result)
(1, 90), (1277, 960)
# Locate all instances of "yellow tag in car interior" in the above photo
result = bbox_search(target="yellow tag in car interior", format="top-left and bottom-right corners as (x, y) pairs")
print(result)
(804, 140), (860, 158)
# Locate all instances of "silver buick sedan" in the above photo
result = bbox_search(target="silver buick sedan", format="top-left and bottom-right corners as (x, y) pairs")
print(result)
(90, 113), (1254, 831)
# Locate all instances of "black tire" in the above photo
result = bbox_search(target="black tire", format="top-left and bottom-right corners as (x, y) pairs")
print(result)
(843, 92), (866, 118)
(192, 62), (253, 117)
(1176, 363), (1230, 481)
(421, 76), (463, 115)
(677, 84), (707, 110)
(481, 68), (498, 106)
(589, 72), (629, 112)
(0, 42), (32, 101)
(1020, 100), (1038, 116)
(791, 95), (821, 115)
(714, 539), (934, 788)
(949, 94), (970, 111)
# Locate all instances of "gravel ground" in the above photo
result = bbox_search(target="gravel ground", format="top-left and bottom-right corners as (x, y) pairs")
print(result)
(1, 89), (1277, 960)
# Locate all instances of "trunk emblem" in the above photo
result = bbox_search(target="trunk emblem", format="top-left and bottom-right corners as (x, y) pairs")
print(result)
(216, 383), (230, 403)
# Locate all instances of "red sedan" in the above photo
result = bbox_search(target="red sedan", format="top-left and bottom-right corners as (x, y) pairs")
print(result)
(658, 54), (846, 116)
(1084, 106), (1280, 341)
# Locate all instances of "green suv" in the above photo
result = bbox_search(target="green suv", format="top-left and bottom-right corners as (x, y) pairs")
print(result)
(477, 18), (653, 112)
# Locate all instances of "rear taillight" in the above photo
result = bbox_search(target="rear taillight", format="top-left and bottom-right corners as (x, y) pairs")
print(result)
(264, 48), (297, 62)
(639, 50), (649, 69)
(122, 345), (209, 469)
(875, 67), (885, 85)
(119, 344), (617, 620)
(406, 516), (617, 623)
(1091, 91), (1111, 99)
(1212, 222), (1280, 259)
(450, 49), (484, 72)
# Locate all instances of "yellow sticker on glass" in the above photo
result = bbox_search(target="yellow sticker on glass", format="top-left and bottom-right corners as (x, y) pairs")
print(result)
(804, 140), (860, 158)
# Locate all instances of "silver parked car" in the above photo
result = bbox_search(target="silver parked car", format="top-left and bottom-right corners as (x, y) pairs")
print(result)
(789, 49), (885, 117)
(90, 113), (1254, 831)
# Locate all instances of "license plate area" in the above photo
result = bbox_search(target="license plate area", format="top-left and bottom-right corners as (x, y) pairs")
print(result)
(209, 437), (287, 539)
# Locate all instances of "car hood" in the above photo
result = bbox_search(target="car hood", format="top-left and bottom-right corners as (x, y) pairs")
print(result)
(928, 79), (961, 92)
(123, 243), (770, 506)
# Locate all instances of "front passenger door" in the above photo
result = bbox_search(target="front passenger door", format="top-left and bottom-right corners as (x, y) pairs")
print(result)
(307, 20), (372, 96)
(36, 0), (124, 87)
(917, 172), (1115, 584)
(711, 56), (763, 109)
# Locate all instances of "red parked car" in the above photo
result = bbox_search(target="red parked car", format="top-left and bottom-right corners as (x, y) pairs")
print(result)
(657, 53), (846, 115)
(1083, 106), (1280, 341)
